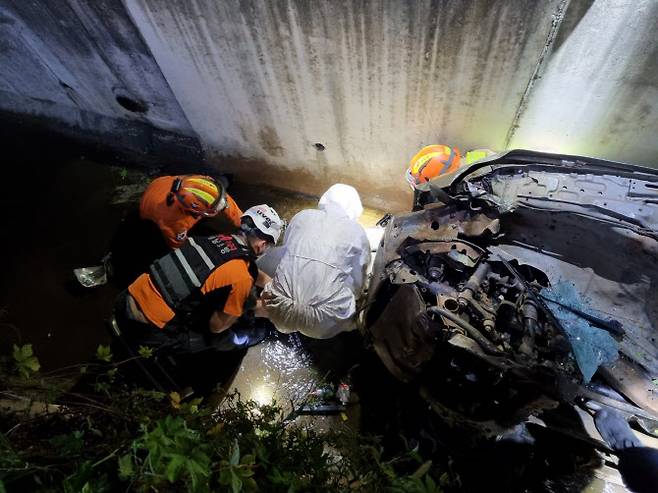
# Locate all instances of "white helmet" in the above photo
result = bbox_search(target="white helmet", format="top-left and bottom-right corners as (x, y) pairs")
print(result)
(241, 204), (284, 244)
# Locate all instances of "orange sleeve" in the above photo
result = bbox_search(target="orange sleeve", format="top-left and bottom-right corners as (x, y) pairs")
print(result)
(201, 259), (253, 317)
(139, 176), (172, 217)
(128, 273), (175, 329)
(160, 215), (197, 249)
(222, 279), (252, 317)
(139, 176), (200, 249)
(222, 194), (244, 228)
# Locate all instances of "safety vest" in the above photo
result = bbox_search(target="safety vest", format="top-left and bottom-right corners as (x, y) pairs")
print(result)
(149, 234), (258, 314)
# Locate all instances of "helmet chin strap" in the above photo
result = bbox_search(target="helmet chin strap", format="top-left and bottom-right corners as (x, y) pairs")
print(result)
(239, 222), (252, 235)
(236, 229), (265, 257)
(166, 177), (184, 207)
(239, 224), (273, 257)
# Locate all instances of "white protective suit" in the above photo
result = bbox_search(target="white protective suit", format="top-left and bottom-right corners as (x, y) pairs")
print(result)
(263, 184), (371, 339)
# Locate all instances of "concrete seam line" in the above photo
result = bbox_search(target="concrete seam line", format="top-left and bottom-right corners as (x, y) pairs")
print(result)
(503, 0), (571, 150)
(119, 0), (202, 145)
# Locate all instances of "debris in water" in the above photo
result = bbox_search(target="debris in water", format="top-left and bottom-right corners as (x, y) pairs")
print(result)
(73, 265), (107, 287)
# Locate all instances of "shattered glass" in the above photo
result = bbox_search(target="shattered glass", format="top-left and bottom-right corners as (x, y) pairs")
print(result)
(541, 281), (619, 383)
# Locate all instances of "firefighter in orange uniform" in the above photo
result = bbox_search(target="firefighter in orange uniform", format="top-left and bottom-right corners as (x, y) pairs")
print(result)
(113, 204), (284, 353)
(110, 174), (244, 287)
(140, 175), (243, 249)
(405, 144), (463, 188)
(405, 145), (494, 210)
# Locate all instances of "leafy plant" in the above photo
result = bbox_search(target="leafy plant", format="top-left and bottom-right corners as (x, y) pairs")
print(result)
(12, 344), (40, 378)
(390, 474), (443, 493)
(124, 415), (212, 492)
(95, 345), (113, 363)
(218, 440), (257, 493)
(49, 430), (84, 456)
(137, 345), (153, 359)
(169, 391), (203, 414)
(0, 343), (448, 493)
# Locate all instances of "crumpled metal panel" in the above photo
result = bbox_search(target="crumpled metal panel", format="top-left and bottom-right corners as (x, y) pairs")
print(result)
(367, 151), (658, 421)
(467, 158), (658, 413)
(485, 170), (658, 230)
(366, 206), (499, 305)
(600, 361), (658, 417)
(370, 284), (436, 382)
(403, 241), (483, 267)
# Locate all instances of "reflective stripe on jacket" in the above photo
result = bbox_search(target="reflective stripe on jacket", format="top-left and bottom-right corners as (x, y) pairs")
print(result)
(149, 234), (258, 314)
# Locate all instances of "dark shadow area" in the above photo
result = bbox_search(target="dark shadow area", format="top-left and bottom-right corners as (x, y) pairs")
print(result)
(0, 122), (243, 391)
(452, 421), (600, 492)
(617, 446), (658, 493)
(298, 330), (367, 384)
(0, 122), (128, 370)
(355, 362), (605, 492)
(108, 209), (169, 290)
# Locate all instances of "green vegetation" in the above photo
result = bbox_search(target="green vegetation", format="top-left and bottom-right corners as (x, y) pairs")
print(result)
(0, 344), (448, 492)
(12, 344), (40, 378)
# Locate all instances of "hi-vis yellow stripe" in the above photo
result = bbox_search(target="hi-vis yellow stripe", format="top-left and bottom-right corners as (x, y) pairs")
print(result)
(411, 152), (442, 174)
(186, 187), (215, 205)
(187, 178), (218, 193)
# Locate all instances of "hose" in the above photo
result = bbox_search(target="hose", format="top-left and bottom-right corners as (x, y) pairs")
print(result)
(427, 307), (504, 356)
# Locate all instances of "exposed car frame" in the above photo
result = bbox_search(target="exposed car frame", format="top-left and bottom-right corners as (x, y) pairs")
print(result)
(362, 149), (658, 443)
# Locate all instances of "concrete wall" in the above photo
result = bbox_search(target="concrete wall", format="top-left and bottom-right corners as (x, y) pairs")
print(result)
(1, 0), (657, 209)
(0, 0), (201, 163)
(508, 0), (658, 166)
(125, 0), (567, 207)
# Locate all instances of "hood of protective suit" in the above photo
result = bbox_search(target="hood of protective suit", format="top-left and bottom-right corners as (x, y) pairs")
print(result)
(318, 184), (363, 221)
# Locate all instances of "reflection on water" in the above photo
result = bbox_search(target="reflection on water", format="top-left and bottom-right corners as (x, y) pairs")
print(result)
(228, 325), (369, 438)
(230, 332), (320, 410)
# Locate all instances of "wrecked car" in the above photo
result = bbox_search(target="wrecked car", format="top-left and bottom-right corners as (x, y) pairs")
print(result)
(362, 149), (658, 441)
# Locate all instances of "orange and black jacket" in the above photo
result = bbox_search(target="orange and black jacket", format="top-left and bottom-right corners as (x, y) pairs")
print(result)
(140, 176), (243, 249)
(129, 234), (258, 331)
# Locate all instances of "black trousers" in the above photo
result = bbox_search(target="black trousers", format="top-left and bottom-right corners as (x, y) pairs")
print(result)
(113, 291), (236, 355)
